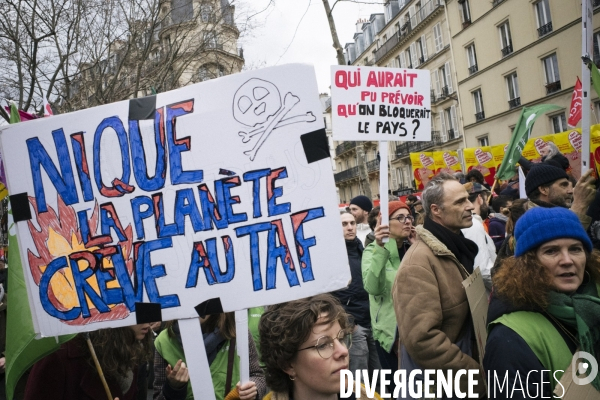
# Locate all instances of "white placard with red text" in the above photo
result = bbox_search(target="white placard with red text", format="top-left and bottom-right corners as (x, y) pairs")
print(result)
(330, 66), (431, 141)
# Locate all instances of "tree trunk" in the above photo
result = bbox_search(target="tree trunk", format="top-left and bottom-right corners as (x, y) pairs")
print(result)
(321, 0), (373, 201)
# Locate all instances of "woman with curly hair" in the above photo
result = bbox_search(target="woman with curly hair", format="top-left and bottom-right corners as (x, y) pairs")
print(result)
(152, 312), (266, 400)
(484, 207), (600, 398)
(24, 323), (154, 400)
(259, 294), (382, 400)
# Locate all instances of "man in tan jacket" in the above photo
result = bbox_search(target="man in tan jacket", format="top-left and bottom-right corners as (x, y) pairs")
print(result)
(392, 173), (487, 399)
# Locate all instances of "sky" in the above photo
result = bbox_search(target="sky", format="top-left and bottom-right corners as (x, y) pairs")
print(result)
(239, 0), (385, 94)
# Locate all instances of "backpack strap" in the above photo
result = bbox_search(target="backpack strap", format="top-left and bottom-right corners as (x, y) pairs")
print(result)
(224, 336), (237, 397)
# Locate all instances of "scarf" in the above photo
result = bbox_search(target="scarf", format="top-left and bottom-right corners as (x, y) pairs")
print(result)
(424, 218), (479, 273)
(172, 321), (226, 365)
(546, 281), (600, 390)
(530, 198), (568, 209)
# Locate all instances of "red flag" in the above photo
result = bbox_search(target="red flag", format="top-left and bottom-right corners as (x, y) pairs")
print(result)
(568, 77), (582, 127)
(43, 95), (53, 117)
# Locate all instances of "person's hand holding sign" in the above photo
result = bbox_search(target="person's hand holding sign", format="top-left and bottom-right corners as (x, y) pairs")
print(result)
(374, 214), (389, 248)
(166, 359), (189, 389)
(236, 381), (258, 400)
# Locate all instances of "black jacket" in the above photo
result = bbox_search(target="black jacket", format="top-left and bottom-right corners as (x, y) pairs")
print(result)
(332, 238), (371, 328)
(484, 293), (577, 399)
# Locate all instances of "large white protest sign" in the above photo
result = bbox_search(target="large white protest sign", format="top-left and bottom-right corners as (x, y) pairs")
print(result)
(330, 66), (431, 141)
(1, 63), (350, 337)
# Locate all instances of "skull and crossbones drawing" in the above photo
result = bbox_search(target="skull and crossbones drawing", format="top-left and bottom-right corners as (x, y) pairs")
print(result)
(233, 78), (316, 161)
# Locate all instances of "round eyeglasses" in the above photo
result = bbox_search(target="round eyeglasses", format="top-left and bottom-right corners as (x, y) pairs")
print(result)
(391, 214), (414, 224)
(297, 329), (352, 359)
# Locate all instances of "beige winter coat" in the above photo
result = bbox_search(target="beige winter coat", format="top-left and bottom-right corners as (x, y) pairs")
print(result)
(392, 225), (486, 398)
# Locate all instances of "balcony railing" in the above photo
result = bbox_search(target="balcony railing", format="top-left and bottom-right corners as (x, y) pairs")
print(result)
(594, 0), (600, 8)
(419, 56), (425, 64)
(335, 141), (357, 156)
(462, 19), (471, 29)
(508, 97), (521, 109)
(367, 159), (380, 172)
(206, 43), (224, 50)
(447, 129), (460, 141)
(492, 0), (505, 7)
(373, 0), (441, 63)
(431, 89), (441, 103)
(334, 166), (359, 183)
(546, 80), (561, 94)
(501, 43), (513, 57)
(475, 111), (485, 122)
(393, 132), (442, 159)
(468, 64), (478, 75)
(537, 22), (553, 37)
(594, 53), (600, 68)
(439, 86), (449, 99)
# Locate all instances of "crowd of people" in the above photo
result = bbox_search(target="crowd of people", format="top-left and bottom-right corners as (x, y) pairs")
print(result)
(13, 157), (600, 400)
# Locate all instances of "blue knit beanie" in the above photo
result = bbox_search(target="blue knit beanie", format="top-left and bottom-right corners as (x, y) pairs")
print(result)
(514, 207), (593, 256)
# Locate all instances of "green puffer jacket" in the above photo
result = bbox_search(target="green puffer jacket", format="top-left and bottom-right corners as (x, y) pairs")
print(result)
(361, 239), (403, 353)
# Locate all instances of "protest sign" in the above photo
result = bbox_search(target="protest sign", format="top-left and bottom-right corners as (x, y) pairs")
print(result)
(0, 63), (351, 338)
(463, 147), (496, 187)
(462, 267), (488, 368)
(433, 150), (462, 176)
(410, 152), (435, 190)
(330, 66), (431, 141)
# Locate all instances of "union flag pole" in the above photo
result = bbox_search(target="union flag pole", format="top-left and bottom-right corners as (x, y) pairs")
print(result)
(581, 0), (593, 174)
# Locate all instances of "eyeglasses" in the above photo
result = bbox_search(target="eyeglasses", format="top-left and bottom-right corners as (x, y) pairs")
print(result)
(297, 329), (352, 359)
(391, 214), (414, 224)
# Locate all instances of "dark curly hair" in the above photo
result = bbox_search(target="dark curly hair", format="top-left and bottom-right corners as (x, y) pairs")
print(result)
(259, 294), (349, 394)
(82, 325), (153, 381)
(495, 249), (600, 309)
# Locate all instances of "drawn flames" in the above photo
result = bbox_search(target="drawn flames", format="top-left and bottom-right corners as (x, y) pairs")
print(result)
(27, 197), (134, 325)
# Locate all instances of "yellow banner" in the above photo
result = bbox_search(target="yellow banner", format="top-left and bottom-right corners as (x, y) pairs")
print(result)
(463, 146), (497, 187)
(410, 152), (435, 190)
(433, 150), (462, 176)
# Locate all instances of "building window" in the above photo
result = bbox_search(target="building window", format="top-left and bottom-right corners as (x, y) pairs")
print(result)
(433, 23), (443, 52)
(200, 4), (213, 23)
(440, 105), (458, 141)
(473, 89), (485, 121)
(535, 0), (552, 37)
(466, 43), (477, 74)
(405, 48), (413, 68)
(543, 53), (561, 94)
(506, 72), (520, 109)
(417, 35), (428, 64)
(439, 62), (453, 95)
(551, 113), (567, 133)
(499, 22), (513, 57)
(459, 0), (471, 27)
(478, 136), (489, 147)
(198, 66), (209, 81)
(204, 31), (218, 48)
(409, 42), (418, 67)
(594, 31), (600, 66)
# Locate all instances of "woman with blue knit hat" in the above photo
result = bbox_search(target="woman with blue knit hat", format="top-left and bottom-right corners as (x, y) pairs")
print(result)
(484, 207), (600, 398)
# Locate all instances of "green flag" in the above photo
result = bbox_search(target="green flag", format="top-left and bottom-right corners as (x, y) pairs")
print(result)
(4, 210), (75, 398)
(591, 61), (600, 100)
(495, 104), (562, 181)
(8, 102), (20, 124)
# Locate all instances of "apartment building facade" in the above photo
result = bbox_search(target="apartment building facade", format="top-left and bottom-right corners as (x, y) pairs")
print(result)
(332, 0), (600, 204)
(69, 0), (244, 110)
(448, 0), (600, 147)
(334, 0), (465, 203)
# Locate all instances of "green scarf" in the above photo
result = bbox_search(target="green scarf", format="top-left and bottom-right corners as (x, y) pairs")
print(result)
(546, 281), (600, 391)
